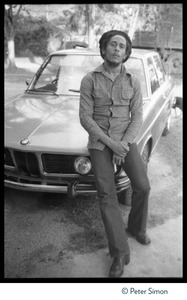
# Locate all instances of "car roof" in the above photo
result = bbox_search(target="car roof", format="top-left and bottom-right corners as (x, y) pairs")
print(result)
(50, 47), (158, 59)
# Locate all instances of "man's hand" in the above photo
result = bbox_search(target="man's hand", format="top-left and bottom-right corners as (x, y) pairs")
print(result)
(112, 153), (126, 165)
(120, 140), (130, 151)
(111, 140), (129, 165)
(110, 140), (129, 156)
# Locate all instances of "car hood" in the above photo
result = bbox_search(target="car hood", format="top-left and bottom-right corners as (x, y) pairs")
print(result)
(5, 92), (89, 154)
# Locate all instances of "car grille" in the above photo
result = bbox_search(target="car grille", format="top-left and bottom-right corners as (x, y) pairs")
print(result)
(42, 154), (78, 174)
(14, 151), (40, 177)
(4, 148), (14, 167)
(5, 148), (92, 177)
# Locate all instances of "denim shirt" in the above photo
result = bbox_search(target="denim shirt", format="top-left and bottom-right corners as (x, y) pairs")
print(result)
(79, 63), (143, 150)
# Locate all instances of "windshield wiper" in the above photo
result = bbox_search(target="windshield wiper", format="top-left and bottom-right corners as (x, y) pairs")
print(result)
(28, 88), (51, 92)
(28, 88), (59, 96)
(68, 89), (80, 93)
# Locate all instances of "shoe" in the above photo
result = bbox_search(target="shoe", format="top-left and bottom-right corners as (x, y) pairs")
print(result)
(136, 234), (151, 245)
(126, 228), (151, 245)
(109, 254), (130, 278)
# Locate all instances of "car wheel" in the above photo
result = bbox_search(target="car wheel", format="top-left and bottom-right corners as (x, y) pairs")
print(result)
(118, 143), (150, 206)
(141, 143), (150, 169)
(117, 186), (132, 206)
(162, 114), (171, 136)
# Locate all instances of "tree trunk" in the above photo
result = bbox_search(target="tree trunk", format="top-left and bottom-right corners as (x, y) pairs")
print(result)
(86, 4), (96, 48)
(128, 6), (140, 40)
(7, 37), (16, 70)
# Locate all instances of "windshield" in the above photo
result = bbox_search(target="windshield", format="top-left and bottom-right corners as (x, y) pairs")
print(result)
(28, 53), (147, 98)
(29, 54), (103, 95)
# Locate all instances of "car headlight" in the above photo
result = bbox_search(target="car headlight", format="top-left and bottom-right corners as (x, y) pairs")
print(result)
(74, 156), (92, 175)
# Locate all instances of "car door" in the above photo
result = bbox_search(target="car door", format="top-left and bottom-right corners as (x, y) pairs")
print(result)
(145, 54), (172, 150)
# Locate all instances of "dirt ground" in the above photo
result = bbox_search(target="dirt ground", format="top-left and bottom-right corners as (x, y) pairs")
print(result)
(4, 59), (183, 279)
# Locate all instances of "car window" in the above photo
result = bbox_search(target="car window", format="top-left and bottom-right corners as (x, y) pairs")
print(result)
(147, 57), (160, 94)
(153, 54), (165, 86)
(30, 54), (103, 95)
(125, 57), (148, 99)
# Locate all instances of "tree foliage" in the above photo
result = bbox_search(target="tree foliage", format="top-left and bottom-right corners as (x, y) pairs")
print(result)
(15, 16), (53, 56)
(5, 4), (22, 38)
(4, 4), (182, 61)
(138, 4), (182, 49)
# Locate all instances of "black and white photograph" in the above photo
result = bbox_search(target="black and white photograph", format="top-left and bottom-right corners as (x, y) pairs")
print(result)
(4, 3), (183, 286)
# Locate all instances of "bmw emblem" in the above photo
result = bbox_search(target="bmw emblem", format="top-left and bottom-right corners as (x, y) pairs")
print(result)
(20, 138), (30, 145)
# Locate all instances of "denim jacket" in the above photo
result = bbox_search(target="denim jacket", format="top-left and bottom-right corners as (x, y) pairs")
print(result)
(79, 63), (143, 150)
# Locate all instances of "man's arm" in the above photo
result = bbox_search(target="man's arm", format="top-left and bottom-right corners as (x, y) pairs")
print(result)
(112, 76), (143, 165)
(79, 74), (128, 156)
(79, 74), (107, 144)
(121, 76), (143, 144)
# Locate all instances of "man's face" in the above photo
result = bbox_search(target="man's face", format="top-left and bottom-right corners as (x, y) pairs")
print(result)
(102, 35), (127, 66)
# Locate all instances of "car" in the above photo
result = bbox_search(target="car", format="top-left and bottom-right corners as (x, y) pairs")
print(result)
(4, 47), (176, 201)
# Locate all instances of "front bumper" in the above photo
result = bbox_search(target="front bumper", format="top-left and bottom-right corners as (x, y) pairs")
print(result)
(4, 175), (130, 198)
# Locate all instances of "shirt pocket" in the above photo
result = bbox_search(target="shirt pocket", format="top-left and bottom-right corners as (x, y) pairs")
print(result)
(121, 88), (134, 105)
(92, 88), (107, 98)
(92, 89), (110, 107)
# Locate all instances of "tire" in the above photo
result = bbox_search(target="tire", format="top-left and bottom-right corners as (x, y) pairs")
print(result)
(141, 143), (150, 168)
(117, 186), (132, 206)
(162, 114), (171, 136)
(118, 143), (150, 206)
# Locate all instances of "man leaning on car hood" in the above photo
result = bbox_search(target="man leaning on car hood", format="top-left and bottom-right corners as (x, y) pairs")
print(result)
(79, 30), (151, 278)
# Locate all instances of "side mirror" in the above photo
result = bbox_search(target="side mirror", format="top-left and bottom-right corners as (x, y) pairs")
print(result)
(25, 80), (30, 86)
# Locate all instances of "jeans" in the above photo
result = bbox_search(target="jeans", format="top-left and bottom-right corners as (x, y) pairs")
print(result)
(90, 143), (151, 258)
